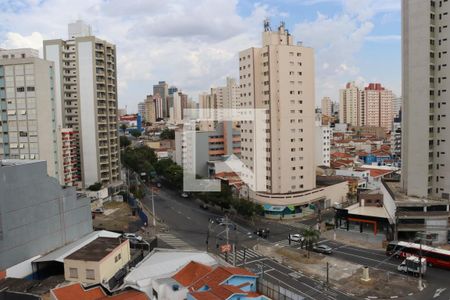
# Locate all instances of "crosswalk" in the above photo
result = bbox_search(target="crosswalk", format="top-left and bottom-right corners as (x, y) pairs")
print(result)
(219, 248), (264, 266)
(274, 238), (330, 249)
(157, 233), (193, 249)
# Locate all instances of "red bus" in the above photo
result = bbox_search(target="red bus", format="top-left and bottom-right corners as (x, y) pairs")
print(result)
(386, 241), (450, 269)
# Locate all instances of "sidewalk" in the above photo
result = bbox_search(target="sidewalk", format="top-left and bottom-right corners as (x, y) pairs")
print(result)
(322, 229), (386, 250)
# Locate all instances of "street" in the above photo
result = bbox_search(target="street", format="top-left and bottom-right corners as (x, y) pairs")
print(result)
(139, 183), (450, 300)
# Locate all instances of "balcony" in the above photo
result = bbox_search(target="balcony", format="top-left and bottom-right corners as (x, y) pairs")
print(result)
(397, 210), (449, 219)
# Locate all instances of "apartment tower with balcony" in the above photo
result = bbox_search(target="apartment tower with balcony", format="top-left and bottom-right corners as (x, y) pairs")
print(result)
(239, 22), (316, 198)
(44, 21), (120, 187)
(402, 0), (450, 200)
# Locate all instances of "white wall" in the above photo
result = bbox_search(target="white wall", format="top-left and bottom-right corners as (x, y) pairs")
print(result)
(78, 41), (98, 186)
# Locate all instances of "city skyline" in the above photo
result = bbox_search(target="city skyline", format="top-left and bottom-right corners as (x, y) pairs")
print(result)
(0, 0), (401, 111)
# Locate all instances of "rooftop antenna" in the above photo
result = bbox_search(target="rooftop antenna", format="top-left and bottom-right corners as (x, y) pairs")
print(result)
(279, 21), (286, 31)
(264, 18), (271, 32)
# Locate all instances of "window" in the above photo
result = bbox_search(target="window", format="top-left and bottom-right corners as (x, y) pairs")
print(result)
(16, 87), (25, 92)
(69, 268), (78, 278)
(86, 269), (95, 280)
(115, 253), (122, 262)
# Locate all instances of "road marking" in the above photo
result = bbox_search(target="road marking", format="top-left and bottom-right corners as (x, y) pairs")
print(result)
(263, 272), (316, 300)
(157, 233), (193, 249)
(433, 288), (447, 298)
(333, 249), (398, 267)
(186, 216), (192, 220)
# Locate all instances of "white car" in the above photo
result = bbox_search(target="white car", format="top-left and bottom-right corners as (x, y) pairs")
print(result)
(289, 234), (304, 242)
(123, 233), (143, 241)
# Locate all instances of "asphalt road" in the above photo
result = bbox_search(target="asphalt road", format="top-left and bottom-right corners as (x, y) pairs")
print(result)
(139, 183), (450, 300)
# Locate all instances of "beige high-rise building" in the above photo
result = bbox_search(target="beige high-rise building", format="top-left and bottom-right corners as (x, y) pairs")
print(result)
(0, 49), (62, 182)
(402, 0), (450, 200)
(144, 94), (163, 124)
(44, 21), (120, 188)
(321, 96), (332, 117)
(339, 82), (393, 131)
(339, 82), (365, 127)
(199, 77), (241, 122)
(153, 81), (169, 118)
(364, 83), (394, 131)
(239, 22), (316, 195)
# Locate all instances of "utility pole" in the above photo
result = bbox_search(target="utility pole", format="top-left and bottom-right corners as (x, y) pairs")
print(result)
(326, 262), (329, 287)
(418, 238), (423, 291)
(151, 185), (156, 227)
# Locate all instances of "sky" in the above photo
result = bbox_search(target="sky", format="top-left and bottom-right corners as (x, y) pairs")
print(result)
(0, 0), (401, 112)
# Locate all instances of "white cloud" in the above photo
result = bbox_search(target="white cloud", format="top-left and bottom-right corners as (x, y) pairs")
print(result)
(0, 32), (44, 52)
(365, 34), (401, 42)
(293, 12), (374, 104)
(0, 0), (275, 110)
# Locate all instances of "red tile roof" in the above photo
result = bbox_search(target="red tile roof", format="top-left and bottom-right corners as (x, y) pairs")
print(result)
(52, 283), (149, 300)
(173, 261), (214, 287)
(172, 262), (260, 300)
(331, 152), (353, 159)
(358, 168), (393, 178)
(52, 284), (106, 300)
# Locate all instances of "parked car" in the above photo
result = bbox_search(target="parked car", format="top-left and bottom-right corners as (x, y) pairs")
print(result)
(289, 234), (304, 243)
(123, 233), (143, 241)
(254, 228), (270, 238)
(92, 208), (104, 214)
(199, 203), (209, 210)
(180, 192), (190, 198)
(312, 244), (333, 254)
(212, 217), (226, 224)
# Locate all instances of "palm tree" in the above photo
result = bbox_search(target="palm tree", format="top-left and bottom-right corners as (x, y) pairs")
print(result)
(303, 227), (320, 258)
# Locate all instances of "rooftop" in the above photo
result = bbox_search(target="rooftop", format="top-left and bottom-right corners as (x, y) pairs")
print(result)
(346, 203), (394, 223)
(65, 237), (125, 262)
(34, 230), (121, 263)
(51, 283), (148, 300)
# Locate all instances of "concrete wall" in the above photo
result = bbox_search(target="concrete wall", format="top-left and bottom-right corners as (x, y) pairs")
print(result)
(0, 160), (92, 271)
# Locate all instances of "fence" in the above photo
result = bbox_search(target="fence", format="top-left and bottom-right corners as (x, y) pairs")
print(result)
(257, 278), (305, 300)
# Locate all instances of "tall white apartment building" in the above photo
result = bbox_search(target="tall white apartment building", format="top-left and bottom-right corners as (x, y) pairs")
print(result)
(339, 81), (365, 127)
(239, 22), (316, 196)
(0, 48), (65, 183)
(169, 91), (184, 125)
(315, 114), (331, 167)
(402, 0), (450, 199)
(44, 21), (120, 187)
(321, 96), (332, 117)
(365, 83), (394, 131)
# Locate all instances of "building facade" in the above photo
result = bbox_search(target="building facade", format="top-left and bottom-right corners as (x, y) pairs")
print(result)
(64, 237), (130, 285)
(137, 102), (145, 121)
(321, 96), (332, 117)
(0, 160), (93, 272)
(0, 48), (74, 184)
(239, 22), (316, 195)
(340, 82), (394, 131)
(153, 81), (169, 118)
(174, 122), (241, 177)
(402, 0), (450, 200)
(44, 21), (120, 188)
(365, 83), (394, 131)
(339, 82), (365, 127)
(315, 114), (331, 167)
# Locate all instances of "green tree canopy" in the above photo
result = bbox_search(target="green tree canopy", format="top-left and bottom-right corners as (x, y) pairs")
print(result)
(120, 136), (131, 148)
(160, 128), (175, 140)
(129, 129), (142, 138)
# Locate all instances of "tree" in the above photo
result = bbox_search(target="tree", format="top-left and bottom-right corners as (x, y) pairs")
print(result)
(122, 146), (158, 174)
(129, 129), (142, 138)
(120, 123), (127, 133)
(302, 227), (321, 258)
(120, 136), (131, 148)
(88, 182), (103, 191)
(160, 128), (175, 140)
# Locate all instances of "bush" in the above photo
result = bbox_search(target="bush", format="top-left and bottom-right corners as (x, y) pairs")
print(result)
(88, 182), (103, 191)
